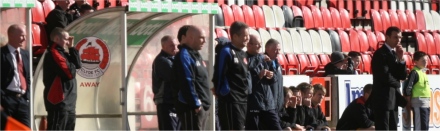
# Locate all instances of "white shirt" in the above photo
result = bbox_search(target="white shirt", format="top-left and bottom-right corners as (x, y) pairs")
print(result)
(6, 44), (25, 94)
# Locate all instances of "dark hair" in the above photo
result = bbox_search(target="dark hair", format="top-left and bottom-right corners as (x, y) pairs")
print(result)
(284, 87), (292, 98)
(297, 82), (313, 94)
(177, 25), (190, 42)
(265, 38), (280, 49)
(348, 51), (361, 58)
(161, 35), (173, 44)
(413, 51), (427, 61)
(289, 86), (299, 92)
(385, 26), (401, 37)
(313, 83), (326, 95)
(229, 21), (248, 39)
(363, 84), (373, 94)
(79, 4), (94, 14)
(50, 27), (67, 41)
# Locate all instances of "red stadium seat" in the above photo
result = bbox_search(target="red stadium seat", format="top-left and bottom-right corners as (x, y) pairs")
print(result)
(432, 33), (440, 54)
(349, 29), (361, 52)
(426, 56), (434, 74)
(364, 0), (371, 19)
(285, 53), (300, 74)
(361, 54), (372, 74)
(108, 0), (117, 7)
(416, 32), (428, 52)
(308, 54), (325, 76)
(295, 0), (312, 7)
(277, 0), (284, 6)
(42, 0), (55, 17)
(329, 7), (342, 29)
(215, 28), (229, 38)
(415, 10), (427, 32)
(424, 32), (436, 55)
(231, 5), (245, 23)
(354, 0), (362, 18)
(372, 0), (380, 10)
(375, 31), (385, 49)
(95, 0), (105, 10)
(283, 0), (294, 6)
(309, 5), (324, 29)
(252, 5), (266, 28)
(320, 7), (333, 29)
(297, 54), (316, 75)
(338, 30), (351, 52)
(301, 6), (314, 29)
(268, 0), (275, 6)
(432, 0), (439, 11)
(380, 10), (391, 31)
(366, 30), (378, 51)
(277, 54), (288, 74)
(357, 30), (369, 52)
(241, 5), (256, 27)
(403, 54), (413, 73)
(328, 0), (337, 8)
(32, 24), (48, 55)
(215, 0), (225, 5)
(388, 10), (400, 29)
(221, 5), (234, 27)
(371, 10), (383, 32)
(382, 0), (389, 10)
(291, 5), (303, 17)
(429, 55), (440, 74)
(339, 9), (351, 29)
(318, 54), (331, 66)
(346, 0), (354, 18)
(32, 1), (45, 23)
(397, 10), (409, 31)
(406, 10), (418, 32)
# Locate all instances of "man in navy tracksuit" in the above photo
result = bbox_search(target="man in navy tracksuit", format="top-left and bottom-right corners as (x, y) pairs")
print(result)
(173, 26), (211, 130)
(264, 39), (284, 114)
(245, 35), (281, 130)
(152, 36), (179, 130)
(213, 21), (250, 130)
(43, 27), (81, 130)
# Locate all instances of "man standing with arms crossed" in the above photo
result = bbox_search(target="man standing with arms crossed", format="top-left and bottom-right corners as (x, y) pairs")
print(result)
(173, 26), (211, 130)
(213, 21), (250, 130)
(370, 26), (407, 130)
(152, 36), (180, 130)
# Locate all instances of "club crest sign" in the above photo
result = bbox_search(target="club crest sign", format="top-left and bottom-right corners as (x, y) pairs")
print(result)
(75, 37), (111, 79)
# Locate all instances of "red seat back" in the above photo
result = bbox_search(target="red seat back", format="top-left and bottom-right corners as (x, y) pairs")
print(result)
(42, 0), (55, 17)
(432, 33), (440, 54)
(309, 5), (323, 28)
(339, 9), (351, 29)
(430, 55), (440, 69)
(221, 5), (234, 27)
(32, 24), (48, 55)
(346, 0), (354, 18)
(349, 29), (361, 52)
(424, 32), (436, 55)
(291, 5), (303, 17)
(328, 0), (337, 8)
(297, 54), (313, 73)
(320, 7), (332, 29)
(397, 10), (409, 30)
(354, 0), (362, 18)
(364, 0), (371, 19)
(403, 54), (413, 72)
(416, 32), (427, 52)
(357, 30), (369, 52)
(375, 31), (385, 45)
(318, 54), (331, 65)
(361, 54), (372, 74)
(277, 54), (288, 74)
(371, 10), (383, 32)
(366, 30), (378, 51)
(231, 5), (245, 23)
(372, 0), (380, 10)
(388, 10), (400, 29)
(302, 6), (314, 29)
(215, 28), (229, 38)
(380, 10), (391, 31)
(329, 7), (341, 28)
(242, 5), (256, 27)
(286, 53), (300, 75)
(406, 10), (418, 31)
(95, 0), (105, 10)
(252, 5), (266, 28)
(381, 0), (389, 10)
(107, 0), (116, 7)
(415, 10), (426, 31)
(308, 54), (322, 69)
(338, 30), (351, 52)
(32, 1), (45, 23)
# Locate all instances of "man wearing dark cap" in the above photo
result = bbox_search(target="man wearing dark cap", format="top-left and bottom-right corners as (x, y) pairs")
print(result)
(323, 51), (355, 76)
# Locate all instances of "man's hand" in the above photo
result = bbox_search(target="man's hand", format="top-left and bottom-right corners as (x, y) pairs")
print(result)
(264, 55), (271, 62)
(396, 44), (404, 60)
(266, 71), (274, 79)
(67, 36), (74, 48)
(283, 127), (292, 131)
(195, 106), (202, 113)
(293, 125), (305, 131)
(303, 98), (312, 107)
(259, 69), (268, 79)
(289, 96), (297, 108)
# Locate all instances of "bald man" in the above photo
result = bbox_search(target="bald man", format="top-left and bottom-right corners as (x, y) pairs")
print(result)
(0, 24), (31, 127)
(245, 35), (282, 130)
(173, 26), (211, 130)
(152, 35), (180, 130)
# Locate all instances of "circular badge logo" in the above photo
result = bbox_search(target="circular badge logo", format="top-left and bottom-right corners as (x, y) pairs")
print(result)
(75, 37), (111, 79)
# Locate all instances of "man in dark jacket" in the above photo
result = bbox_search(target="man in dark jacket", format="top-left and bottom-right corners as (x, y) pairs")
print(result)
(310, 84), (330, 130)
(43, 27), (81, 130)
(152, 35), (179, 130)
(264, 39), (284, 114)
(45, 0), (73, 47)
(370, 26), (407, 130)
(173, 25), (211, 130)
(337, 84), (375, 130)
(245, 35), (281, 130)
(324, 51), (355, 76)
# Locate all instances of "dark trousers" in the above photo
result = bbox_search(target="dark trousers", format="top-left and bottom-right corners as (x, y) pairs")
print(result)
(0, 94), (30, 127)
(218, 101), (247, 130)
(156, 104), (180, 130)
(412, 107), (430, 130)
(215, 101), (221, 131)
(373, 109), (398, 130)
(245, 109), (282, 130)
(177, 108), (209, 130)
(47, 110), (76, 130)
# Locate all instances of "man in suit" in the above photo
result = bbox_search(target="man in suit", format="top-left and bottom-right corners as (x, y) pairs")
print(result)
(0, 24), (31, 127)
(370, 26), (407, 130)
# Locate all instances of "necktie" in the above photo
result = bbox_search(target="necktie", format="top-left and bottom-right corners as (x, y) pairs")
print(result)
(15, 50), (27, 92)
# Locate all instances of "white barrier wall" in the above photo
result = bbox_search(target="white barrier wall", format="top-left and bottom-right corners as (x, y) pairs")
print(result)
(283, 75), (310, 87)
(335, 75), (440, 130)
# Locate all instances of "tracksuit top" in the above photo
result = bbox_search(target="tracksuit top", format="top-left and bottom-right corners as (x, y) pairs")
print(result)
(43, 45), (81, 111)
(173, 45), (211, 110)
(213, 43), (249, 103)
(152, 51), (175, 105)
(247, 53), (275, 111)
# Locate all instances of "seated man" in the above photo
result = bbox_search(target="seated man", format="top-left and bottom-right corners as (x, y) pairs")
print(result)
(310, 84), (331, 131)
(296, 83), (315, 130)
(324, 52), (355, 76)
(336, 84), (375, 130)
(279, 87), (305, 131)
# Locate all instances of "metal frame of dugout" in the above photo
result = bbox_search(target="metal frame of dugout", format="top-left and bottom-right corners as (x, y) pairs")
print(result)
(32, 1), (218, 130)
